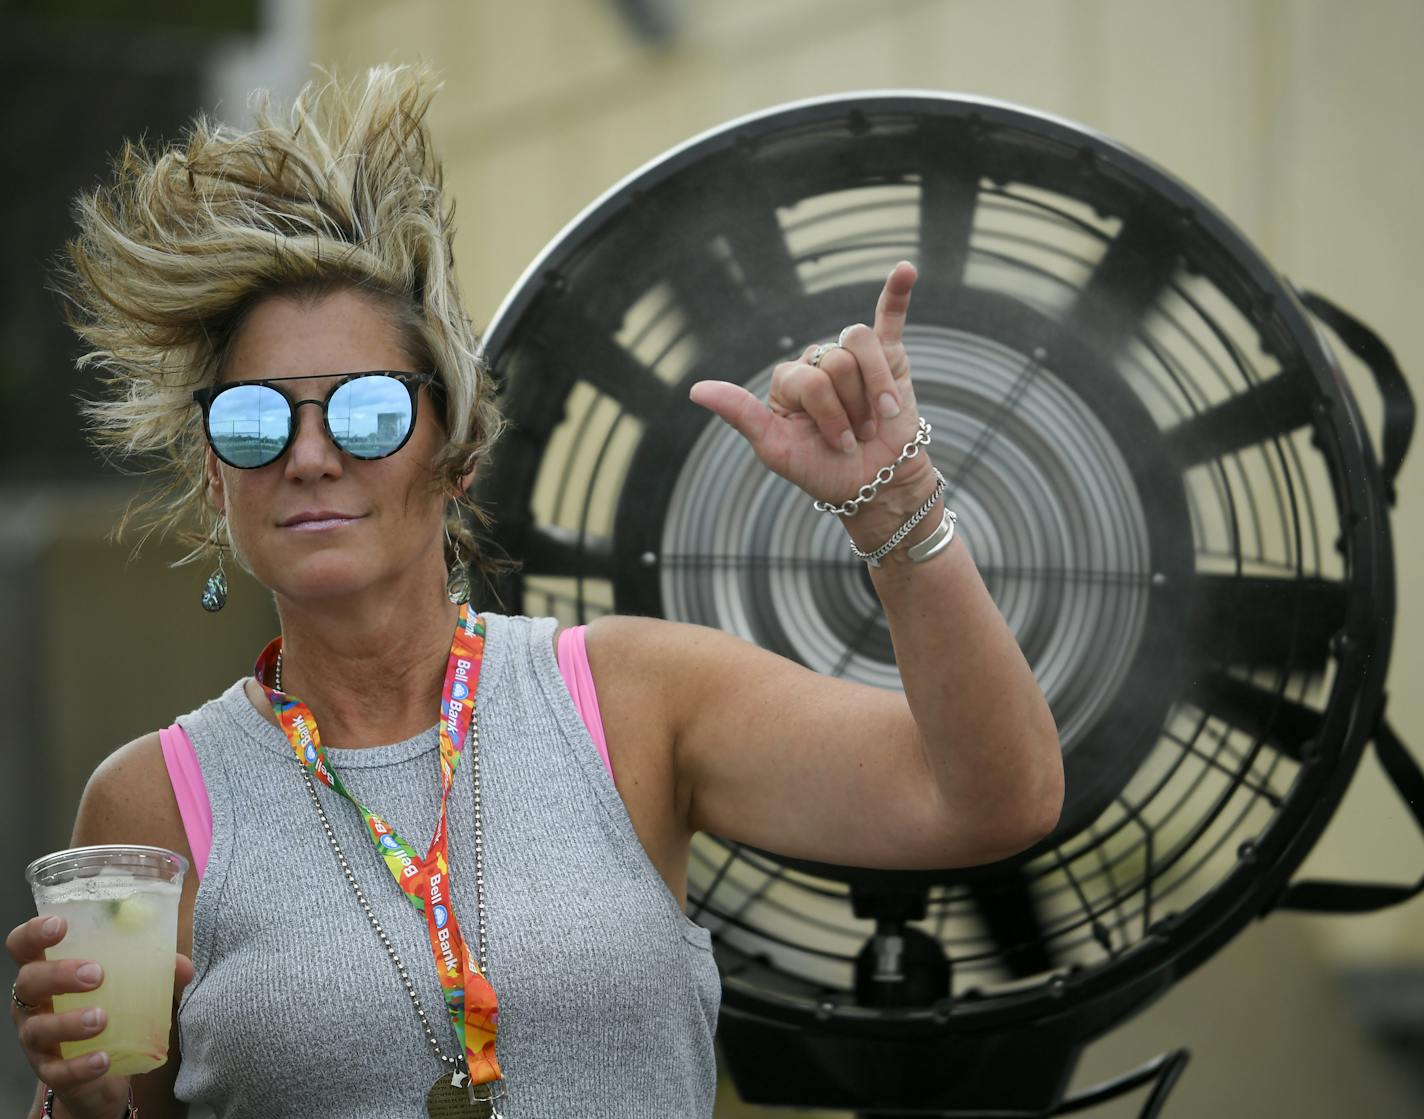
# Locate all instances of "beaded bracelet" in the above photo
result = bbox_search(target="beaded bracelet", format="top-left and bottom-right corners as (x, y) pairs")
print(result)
(42, 1086), (137, 1118)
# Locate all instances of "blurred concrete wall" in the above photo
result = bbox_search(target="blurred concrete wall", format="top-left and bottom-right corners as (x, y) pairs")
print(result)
(309, 0), (1423, 1115)
(0, 484), (280, 884)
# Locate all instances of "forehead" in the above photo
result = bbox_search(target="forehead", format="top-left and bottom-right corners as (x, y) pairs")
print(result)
(221, 289), (415, 383)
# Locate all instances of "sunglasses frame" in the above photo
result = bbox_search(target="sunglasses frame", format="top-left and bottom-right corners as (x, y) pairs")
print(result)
(193, 370), (435, 470)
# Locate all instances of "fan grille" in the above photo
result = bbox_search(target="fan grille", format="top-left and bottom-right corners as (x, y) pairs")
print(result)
(482, 95), (1383, 1035)
(661, 324), (1154, 750)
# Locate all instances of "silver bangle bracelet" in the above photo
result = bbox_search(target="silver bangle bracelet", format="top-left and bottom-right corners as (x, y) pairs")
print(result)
(906, 506), (958, 563)
(849, 469), (947, 568)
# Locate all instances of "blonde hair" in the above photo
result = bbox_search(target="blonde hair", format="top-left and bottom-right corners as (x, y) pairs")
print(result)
(61, 65), (505, 573)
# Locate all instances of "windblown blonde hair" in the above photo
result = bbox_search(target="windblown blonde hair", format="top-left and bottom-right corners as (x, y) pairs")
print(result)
(61, 64), (505, 573)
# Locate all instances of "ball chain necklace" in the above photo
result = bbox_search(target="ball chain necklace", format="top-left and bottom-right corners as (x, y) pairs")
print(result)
(275, 649), (505, 1118)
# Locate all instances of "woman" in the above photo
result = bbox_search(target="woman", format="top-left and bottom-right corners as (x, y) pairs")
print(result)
(8, 67), (1060, 1118)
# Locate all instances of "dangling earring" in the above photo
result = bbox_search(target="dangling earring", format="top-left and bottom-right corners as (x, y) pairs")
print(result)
(201, 517), (229, 613)
(445, 525), (471, 606)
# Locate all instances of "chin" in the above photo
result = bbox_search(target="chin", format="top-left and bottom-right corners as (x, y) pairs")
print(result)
(267, 557), (380, 602)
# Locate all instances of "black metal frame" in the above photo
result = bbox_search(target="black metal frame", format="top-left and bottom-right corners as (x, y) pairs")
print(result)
(477, 93), (1415, 1115)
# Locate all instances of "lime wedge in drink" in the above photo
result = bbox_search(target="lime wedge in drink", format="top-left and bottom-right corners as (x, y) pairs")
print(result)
(107, 895), (159, 931)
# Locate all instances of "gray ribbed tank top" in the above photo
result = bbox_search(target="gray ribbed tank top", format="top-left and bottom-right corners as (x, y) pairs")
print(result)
(174, 612), (719, 1117)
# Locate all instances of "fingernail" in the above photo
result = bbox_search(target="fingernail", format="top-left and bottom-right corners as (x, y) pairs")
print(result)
(76, 963), (102, 986)
(88, 1052), (109, 1072)
(81, 1008), (102, 1029)
(839, 430), (857, 454)
(40, 916), (60, 937)
(858, 421), (877, 441)
(878, 393), (901, 418)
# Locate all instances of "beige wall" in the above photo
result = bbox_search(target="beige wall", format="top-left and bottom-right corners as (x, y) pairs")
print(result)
(309, 1), (1424, 1114)
(6, 484), (280, 855)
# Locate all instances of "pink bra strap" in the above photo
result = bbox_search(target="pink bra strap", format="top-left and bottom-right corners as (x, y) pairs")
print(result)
(159, 723), (211, 881)
(558, 625), (613, 781)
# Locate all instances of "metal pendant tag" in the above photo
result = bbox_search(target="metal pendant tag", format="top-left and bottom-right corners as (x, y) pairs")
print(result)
(427, 1071), (489, 1118)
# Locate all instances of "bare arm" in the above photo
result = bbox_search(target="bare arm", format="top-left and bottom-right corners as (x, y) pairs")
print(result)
(643, 262), (1062, 870)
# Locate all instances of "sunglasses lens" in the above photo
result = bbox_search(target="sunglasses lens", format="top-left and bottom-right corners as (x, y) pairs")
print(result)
(327, 375), (416, 459)
(206, 384), (291, 467)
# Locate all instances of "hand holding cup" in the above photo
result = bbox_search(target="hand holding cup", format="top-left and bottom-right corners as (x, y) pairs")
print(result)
(10, 846), (194, 1117)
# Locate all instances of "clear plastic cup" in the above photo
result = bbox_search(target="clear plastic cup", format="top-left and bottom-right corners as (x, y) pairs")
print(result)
(25, 845), (187, 1075)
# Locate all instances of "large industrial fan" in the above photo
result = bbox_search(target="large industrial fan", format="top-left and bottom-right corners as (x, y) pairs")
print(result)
(476, 94), (1421, 1116)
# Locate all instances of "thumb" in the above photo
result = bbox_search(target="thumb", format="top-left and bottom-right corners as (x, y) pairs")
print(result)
(689, 380), (773, 452)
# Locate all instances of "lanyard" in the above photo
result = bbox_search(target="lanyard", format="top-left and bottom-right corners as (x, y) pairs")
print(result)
(254, 605), (501, 1084)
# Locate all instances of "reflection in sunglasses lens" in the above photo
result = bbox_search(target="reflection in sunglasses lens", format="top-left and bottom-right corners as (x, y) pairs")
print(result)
(205, 376), (416, 467)
(207, 384), (291, 467)
(328, 376), (414, 459)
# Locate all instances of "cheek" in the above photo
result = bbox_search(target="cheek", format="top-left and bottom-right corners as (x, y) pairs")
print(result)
(396, 465), (448, 525)
(219, 486), (255, 561)
(213, 470), (271, 561)
(396, 421), (451, 518)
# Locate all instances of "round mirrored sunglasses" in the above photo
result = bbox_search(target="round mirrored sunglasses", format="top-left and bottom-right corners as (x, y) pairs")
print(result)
(193, 371), (434, 469)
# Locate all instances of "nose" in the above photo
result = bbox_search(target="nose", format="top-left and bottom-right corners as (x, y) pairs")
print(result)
(283, 398), (344, 481)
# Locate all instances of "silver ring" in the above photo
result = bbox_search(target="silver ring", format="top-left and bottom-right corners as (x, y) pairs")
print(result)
(810, 341), (843, 368)
(11, 982), (37, 1014)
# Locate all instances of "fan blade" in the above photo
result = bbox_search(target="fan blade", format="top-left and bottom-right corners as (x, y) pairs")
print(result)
(1163, 370), (1315, 466)
(968, 870), (1055, 979)
(1185, 670), (1324, 760)
(664, 242), (787, 362)
(1062, 212), (1179, 354)
(714, 187), (803, 306)
(918, 122), (980, 286)
(1187, 575), (1346, 671)
(539, 310), (675, 421)
(518, 522), (615, 578)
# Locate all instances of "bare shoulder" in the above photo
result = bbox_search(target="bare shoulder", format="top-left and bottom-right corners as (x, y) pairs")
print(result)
(582, 614), (816, 749)
(581, 614), (683, 730)
(74, 732), (188, 856)
(584, 614), (747, 667)
(584, 615), (739, 697)
(585, 614), (822, 697)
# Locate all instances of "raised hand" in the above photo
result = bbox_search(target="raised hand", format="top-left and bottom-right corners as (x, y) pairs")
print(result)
(688, 261), (931, 505)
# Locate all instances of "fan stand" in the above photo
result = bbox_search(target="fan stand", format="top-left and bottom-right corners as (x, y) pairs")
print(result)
(841, 1051), (1192, 1119)
(734, 882), (1190, 1116)
(1054, 1049), (1191, 1119)
(734, 888), (1190, 1116)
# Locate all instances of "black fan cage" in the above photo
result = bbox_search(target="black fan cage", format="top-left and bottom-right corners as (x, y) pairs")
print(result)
(479, 93), (1396, 1094)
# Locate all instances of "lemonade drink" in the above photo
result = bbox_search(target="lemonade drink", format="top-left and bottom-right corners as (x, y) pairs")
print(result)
(26, 846), (186, 1076)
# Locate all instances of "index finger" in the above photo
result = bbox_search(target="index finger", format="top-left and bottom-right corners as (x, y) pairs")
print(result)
(6, 915), (65, 965)
(873, 260), (918, 346)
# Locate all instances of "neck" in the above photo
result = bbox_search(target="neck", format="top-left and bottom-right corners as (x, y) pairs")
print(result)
(272, 584), (463, 749)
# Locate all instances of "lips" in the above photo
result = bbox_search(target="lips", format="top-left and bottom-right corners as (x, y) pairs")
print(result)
(279, 510), (364, 529)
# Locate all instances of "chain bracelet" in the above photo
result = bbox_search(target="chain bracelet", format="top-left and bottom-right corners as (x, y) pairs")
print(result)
(850, 469), (947, 567)
(813, 417), (931, 517)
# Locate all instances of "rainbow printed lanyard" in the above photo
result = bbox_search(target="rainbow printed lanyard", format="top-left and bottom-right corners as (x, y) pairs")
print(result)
(254, 605), (501, 1085)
